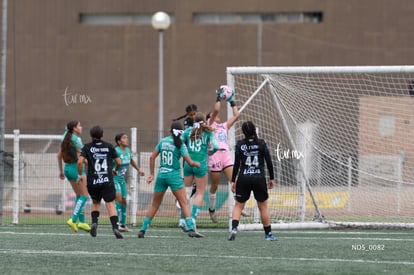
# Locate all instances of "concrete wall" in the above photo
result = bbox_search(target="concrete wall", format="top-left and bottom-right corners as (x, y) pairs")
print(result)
(2, 0), (414, 132)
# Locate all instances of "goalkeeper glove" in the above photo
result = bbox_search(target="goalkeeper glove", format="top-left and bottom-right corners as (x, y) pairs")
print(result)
(227, 94), (236, 107)
(215, 88), (223, 102)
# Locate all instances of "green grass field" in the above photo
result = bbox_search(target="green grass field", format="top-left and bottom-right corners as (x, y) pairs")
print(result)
(1, 225), (413, 274)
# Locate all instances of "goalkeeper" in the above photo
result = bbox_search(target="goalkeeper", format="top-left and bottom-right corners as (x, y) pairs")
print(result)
(206, 86), (240, 223)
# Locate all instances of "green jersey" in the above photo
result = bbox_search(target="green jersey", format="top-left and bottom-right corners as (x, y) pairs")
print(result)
(156, 136), (189, 177)
(114, 146), (132, 177)
(181, 127), (219, 163)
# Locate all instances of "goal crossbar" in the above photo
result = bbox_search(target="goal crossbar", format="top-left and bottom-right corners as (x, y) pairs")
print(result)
(228, 65), (414, 75)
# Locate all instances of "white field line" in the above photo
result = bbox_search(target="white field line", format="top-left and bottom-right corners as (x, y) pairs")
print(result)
(1, 230), (414, 266)
(1, 228), (413, 234)
(1, 229), (414, 240)
(4, 231), (412, 242)
(0, 231), (182, 238)
(0, 248), (413, 266)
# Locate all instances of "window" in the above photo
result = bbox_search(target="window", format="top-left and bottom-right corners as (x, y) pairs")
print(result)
(193, 12), (323, 24)
(79, 13), (175, 26)
(378, 115), (395, 137)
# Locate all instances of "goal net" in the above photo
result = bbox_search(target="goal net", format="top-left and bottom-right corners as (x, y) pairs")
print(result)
(227, 66), (414, 230)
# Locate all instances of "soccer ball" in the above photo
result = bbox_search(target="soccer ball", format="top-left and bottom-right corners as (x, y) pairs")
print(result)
(216, 85), (234, 101)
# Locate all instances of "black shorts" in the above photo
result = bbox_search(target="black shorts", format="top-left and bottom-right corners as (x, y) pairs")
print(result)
(234, 176), (268, 203)
(87, 183), (116, 203)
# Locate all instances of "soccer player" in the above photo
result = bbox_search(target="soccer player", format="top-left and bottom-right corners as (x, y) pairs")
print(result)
(173, 104), (198, 129)
(113, 133), (145, 232)
(178, 112), (219, 231)
(138, 121), (203, 238)
(77, 125), (123, 239)
(173, 104), (198, 203)
(228, 121), (277, 241)
(57, 120), (90, 233)
(206, 87), (240, 222)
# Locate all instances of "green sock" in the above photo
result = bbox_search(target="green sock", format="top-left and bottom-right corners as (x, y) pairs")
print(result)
(115, 201), (122, 222)
(191, 205), (201, 220)
(120, 204), (127, 225)
(72, 195), (87, 223)
(71, 195), (80, 222)
(185, 217), (195, 231)
(179, 209), (184, 219)
(140, 216), (152, 232)
(76, 195), (86, 223)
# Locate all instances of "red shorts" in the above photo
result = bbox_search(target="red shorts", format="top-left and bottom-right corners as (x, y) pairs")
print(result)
(208, 149), (233, 172)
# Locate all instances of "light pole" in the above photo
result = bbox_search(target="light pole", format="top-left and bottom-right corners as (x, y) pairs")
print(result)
(152, 11), (171, 140)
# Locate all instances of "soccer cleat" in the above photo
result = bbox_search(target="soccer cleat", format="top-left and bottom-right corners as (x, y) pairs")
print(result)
(90, 223), (97, 237)
(188, 230), (204, 238)
(118, 225), (132, 232)
(138, 230), (145, 238)
(67, 218), (78, 233)
(265, 233), (277, 241)
(228, 229), (237, 241)
(178, 219), (189, 233)
(113, 228), (123, 239)
(77, 222), (91, 232)
(208, 208), (218, 223)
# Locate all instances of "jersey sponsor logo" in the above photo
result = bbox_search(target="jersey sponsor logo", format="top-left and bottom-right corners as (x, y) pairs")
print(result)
(240, 143), (261, 176)
(93, 153), (108, 159)
(159, 167), (174, 173)
(90, 146), (109, 153)
(243, 167), (260, 175)
(118, 167), (128, 176)
(161, 143), (176, 151)
(120, 153), (131, 165)
(217, 131), (227, 143)
(241, 144), (259, 151)
(93, 176), (110, 185)
(215, 124), (226, 130)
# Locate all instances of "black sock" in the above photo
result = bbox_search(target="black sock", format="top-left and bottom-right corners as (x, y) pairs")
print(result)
(264, 225), (271, 235)
(232, 219), (239, 229)
(110, 216), (119, 230)
(91, 211), (99, 224)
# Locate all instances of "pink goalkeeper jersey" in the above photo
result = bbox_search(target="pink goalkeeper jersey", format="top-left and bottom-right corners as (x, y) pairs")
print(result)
(210, 121), (229, 151)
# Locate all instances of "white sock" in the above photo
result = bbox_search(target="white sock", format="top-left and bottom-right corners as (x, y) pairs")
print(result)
(185, 186), (192, 200)
(209, 193), (216, 211)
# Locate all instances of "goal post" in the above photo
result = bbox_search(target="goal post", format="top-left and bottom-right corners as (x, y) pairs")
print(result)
(227, 66), (414, 230)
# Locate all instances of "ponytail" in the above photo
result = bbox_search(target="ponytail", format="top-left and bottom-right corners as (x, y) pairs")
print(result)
(172, 104), (198, 122)
(190, 112), (213, 141)
(242, 121), (258, 142)
(170, 121), (184, 149)
(172, 113), (187, 121)
(61, 121), (78, 163)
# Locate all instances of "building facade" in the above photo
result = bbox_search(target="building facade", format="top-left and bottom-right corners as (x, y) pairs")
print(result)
(2, 0), (414, 132)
